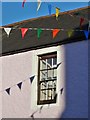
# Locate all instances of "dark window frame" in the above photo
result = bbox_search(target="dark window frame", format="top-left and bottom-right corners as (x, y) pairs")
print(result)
(37, 52), (57, 105)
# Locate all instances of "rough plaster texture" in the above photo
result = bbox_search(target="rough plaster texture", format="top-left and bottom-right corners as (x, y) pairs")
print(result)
(0, 40), (88, 118)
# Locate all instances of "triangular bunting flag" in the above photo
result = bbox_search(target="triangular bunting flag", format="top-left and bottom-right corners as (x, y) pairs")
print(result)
(80, 18), (84, 27)
(56, 7), (60, 20)
(22, 0), (26, 8)
(30, 75), (35, 83)
(4, 28), (11, 36)
(20, 28), (28, 39)
(57, 62), (62, 68)
(52, 29), (60, 39)
(48, 4), (52, 15)
(39, 106), (43, 113)
(37, 28), (42, 39)
(60, 88), (64, 95)
(37, 0), (42, 11)
(84, 30), (89, 40)
(5, 88), (11, 95)
(17, 82), (22, 90)
(67, 29), (73, 38)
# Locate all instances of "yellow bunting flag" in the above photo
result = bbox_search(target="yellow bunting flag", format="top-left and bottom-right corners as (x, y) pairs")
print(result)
(53, 29), (60, 39)
(56, 7), (60, 20)
(67, 29), (73, 38)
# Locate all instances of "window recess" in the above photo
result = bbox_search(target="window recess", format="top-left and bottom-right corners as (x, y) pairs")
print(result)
(37, 52), (57, 105)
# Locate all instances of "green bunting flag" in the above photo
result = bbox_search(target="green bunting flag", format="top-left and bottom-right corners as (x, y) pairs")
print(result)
(37, 28), (42, 39)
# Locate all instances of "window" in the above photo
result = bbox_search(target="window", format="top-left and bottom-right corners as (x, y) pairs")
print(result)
(37, 52), (57, 105)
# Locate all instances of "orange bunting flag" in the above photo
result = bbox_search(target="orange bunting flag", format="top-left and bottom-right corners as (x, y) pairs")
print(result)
(80, 18), (84, 27)
(53, 29), (60, 38)
(22, 0), (26, 8)
(56, 7), (60, 20)
(20, 28), (28, 39)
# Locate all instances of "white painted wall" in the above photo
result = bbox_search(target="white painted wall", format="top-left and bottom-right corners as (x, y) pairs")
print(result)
(0, 58), (2, 119)
(0, 40), (88, 118)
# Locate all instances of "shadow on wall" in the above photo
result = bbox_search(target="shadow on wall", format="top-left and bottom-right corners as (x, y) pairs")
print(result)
(60, 41), (88, 119)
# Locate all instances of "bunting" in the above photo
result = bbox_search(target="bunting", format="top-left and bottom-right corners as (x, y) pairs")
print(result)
(39, 106), (43, 113)
(2, 26), (90, 40)
(80, 18), (84, 27)
(5, 88), (11, 95)
(60, 88), (64, 95)
(37, 0), (42, 11)
(57, 62), (62, 68)
(30, 75), (35, 83)
(4, 28), (11, 36)
(48, 4), (52, 15)
(0, 75), (36, 95)
(84, 30), (90, 40)
(17, 82), (22, 90)
(53, 88), (64, 103)
(21, 28), (28, 39)
(37, 28), (42, 39)
(56, 7), (60, 20)
(67, 29), (73, 38)
(22, 0), (26, 8)
(52, 29), (60, 39)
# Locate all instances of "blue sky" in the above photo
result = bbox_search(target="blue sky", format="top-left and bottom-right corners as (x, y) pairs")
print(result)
(1, 2), (88, 26)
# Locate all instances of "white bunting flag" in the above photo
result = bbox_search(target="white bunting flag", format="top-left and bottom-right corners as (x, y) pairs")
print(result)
(37, 0), (42, 11)
(4, 28), (12, 36)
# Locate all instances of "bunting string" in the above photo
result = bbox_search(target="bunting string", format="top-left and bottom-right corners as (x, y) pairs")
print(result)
(21, 1), (89, 22)
(29, 87), (64, 119)
(0, 62), (62, 94)
(46, 3), (89, 22)
(1, 26), (90, 40)
(1, 26), (89, 31)
(0, 75), (35, 94)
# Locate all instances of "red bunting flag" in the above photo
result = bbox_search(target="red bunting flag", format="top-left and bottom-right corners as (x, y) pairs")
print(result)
(52, 29), (60, 38)
(80, 18), (84, 27)
(20, 28), (28, 39)
(22, 0), (26, 8)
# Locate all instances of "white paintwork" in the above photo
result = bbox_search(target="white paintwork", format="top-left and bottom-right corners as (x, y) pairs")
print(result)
(0, 58), (2, 119)
(0, 40), (88, 118)
(31, 46), (65, 111)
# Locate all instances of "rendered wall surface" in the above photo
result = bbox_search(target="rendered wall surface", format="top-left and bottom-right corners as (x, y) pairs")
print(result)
(0, 40), (88, 118)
